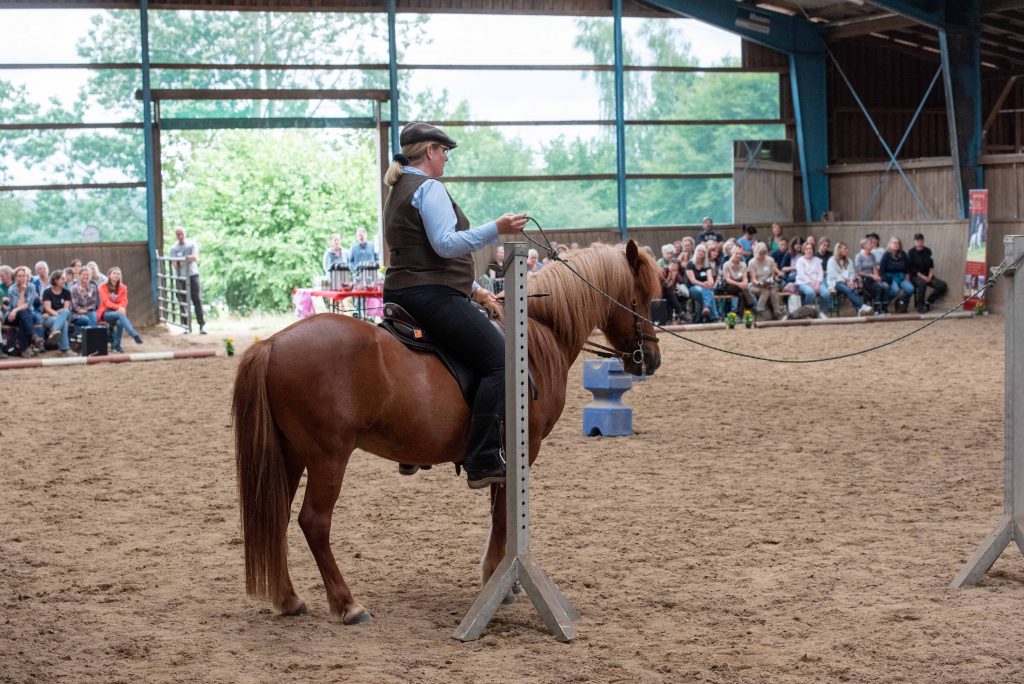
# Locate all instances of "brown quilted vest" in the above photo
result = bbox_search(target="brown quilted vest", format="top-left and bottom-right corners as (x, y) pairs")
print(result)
(383, 172), (475, 297)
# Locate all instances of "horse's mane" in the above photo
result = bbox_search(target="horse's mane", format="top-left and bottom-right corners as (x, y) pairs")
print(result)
(525, 242), (661, 376)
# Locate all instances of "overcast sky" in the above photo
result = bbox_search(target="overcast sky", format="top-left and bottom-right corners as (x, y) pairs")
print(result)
(0, 10), (738, 183)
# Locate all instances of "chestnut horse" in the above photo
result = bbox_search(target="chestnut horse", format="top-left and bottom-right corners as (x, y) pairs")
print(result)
(233, 240), (662, 624)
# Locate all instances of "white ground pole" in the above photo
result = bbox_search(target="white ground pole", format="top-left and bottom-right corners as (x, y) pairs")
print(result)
(453, 242), (580, 642)
(951, 234), (1024, 587)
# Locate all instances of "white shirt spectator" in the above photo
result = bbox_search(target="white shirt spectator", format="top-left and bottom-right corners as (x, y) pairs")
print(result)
(795, 255), (824, 286)
(826, 256), (857, 289)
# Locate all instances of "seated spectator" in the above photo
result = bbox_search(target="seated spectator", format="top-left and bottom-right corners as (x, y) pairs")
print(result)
(747, 242), (784, 319)
(62, 267), (76, 288)
(865, 232), (885, 263)
(721, 238), (738, 262)
(770, 238), (788, 268)
(855, 238), (891, 313)
(570, 242), (580, 250)
(660, 260), (688, 322)
(826, 242), (872, 316)
(69, 258), (83, 281)
(70, 267), (100, 328)
(673, 240), (683, 258)
(708, 243), (724, 269)
(32, 261), (49, 305)
(721, 247), (756, 312)
(98, 267), (143, 353)
(0, 264), (12, 307)
(322, 234), (347, 274)
(879, 237), (914, 313)
(527, 248), (543, 273)
(816, 237), (832, 267)
(686, 245), (720, 323)
(779, 237), (803, 283)
(681, 236), (696, 258)
(769, 223), (784, 251)
(41, 270), (73, 355)
(737, 224), (757, 259)
(5, 265), (44, 357)
(657, 243), (676, 268)
(907, 232), (948, 313)
(795, 241), (831, 314)
(86, 261), (108, 286)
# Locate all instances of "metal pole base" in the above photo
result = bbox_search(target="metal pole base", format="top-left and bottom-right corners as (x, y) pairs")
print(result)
(453, 554), (579, 642)
(951, 515), (1024, 587)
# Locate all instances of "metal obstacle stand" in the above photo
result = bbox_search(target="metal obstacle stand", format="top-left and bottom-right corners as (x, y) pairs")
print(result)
(154, 252), (192, 333)
(453, 242), (580, 642)
(952, 234), (1024, 587)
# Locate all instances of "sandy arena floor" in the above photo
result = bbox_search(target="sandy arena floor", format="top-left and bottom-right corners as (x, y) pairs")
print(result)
(2, 316), (1023, 683)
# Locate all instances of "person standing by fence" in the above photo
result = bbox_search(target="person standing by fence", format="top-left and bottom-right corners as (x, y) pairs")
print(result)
(169, 228), (206, 334)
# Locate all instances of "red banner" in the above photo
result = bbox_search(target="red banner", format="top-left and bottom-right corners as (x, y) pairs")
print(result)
(964, 189), (988, 309)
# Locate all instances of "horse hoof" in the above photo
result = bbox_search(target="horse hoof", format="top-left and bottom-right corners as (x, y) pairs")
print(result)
(344, 609), (373, 626)
(282, 602), (309, 617)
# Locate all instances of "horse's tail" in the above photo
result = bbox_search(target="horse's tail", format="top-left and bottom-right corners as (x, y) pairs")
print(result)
(232, 339), (290, 605)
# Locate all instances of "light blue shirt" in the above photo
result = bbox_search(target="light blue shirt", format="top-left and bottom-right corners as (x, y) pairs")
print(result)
(347, 241), (377, 270)
(406, 167), (499, 258)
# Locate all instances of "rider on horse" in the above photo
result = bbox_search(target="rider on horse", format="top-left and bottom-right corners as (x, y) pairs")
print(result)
(382, 122), (528, 489)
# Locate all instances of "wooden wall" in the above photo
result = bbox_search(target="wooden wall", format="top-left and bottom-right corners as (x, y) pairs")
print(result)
(827, 159), (961, 221)
(0, 241), (155, 326)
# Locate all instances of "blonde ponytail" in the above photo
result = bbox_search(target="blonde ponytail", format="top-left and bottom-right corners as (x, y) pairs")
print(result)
(383, 141), (434, 187)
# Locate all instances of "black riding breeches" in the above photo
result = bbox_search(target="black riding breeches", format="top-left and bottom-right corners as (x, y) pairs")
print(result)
(383, 284), (505, 469)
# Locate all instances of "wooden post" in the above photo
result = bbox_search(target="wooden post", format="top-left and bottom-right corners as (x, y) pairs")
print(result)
(453, 242), (580, 642)
(951, 234), (1024, 587)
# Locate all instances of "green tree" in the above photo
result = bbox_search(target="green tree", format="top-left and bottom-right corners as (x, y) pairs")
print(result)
(164, 129), (377, 314)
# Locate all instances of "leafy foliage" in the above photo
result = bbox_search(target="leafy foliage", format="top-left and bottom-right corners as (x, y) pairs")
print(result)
(163, 129), (377, 314)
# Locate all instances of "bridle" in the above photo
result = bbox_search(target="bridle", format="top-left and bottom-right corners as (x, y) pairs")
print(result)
(582, 299), (659, 375)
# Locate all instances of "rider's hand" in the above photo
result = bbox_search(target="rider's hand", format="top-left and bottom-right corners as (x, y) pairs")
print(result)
(496, 213), (528, 235)
(472, 287), (502, 318)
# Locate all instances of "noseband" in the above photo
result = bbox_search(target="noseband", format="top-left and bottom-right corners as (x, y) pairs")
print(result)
(583, 299), (659, 374)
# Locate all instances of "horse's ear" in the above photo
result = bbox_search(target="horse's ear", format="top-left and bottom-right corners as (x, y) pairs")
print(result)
(626, 239), (641, 272)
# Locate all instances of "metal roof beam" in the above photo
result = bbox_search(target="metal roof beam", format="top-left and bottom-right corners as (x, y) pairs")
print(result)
(864, 1), (945, 30)
(642, 0), (826, 54)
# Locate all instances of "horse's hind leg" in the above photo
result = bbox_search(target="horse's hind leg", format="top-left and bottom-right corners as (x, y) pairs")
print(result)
(298, 455), (371, 625)
(276, 452), (308, 616)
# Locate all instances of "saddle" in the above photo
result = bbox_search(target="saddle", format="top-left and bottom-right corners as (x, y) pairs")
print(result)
(378, 302), (537, 406)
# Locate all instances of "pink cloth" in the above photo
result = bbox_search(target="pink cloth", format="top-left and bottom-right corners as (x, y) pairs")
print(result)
(292, 289), (315, 318)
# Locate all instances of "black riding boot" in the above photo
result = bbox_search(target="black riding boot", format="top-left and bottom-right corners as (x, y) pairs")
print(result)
(463, 415), (506, 489)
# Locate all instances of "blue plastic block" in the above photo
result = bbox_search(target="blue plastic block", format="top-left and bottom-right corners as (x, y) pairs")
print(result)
(582, 358), (634, 437)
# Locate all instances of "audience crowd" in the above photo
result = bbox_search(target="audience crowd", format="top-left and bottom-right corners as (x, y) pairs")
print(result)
(0, 257), (143, 358)
(479, 218), (949, 326)
(646, 221), (948, 324)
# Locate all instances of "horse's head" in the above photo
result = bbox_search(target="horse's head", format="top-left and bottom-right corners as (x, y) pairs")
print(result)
(602, 239), (662, 376)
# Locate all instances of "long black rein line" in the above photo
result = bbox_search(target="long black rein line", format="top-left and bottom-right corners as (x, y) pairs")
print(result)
(521, 217), (1020, 365)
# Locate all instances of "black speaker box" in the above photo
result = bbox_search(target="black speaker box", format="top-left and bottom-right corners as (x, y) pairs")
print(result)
(81, 326), (108, 357)
(650, 298), (669, 326)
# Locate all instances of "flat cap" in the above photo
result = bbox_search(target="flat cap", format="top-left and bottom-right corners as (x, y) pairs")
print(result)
(400, 122), (457, 149)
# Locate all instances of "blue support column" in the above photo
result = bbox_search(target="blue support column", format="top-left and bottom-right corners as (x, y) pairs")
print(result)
(140, 0), (158, 308)
(613, 0), (628, 240)
(387, 0), (400, 156)
(789, 52), (830, 223)
(939, 0), (982, 219)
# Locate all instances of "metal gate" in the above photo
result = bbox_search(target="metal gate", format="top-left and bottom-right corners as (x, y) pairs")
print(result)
(155, 252), (192, 333)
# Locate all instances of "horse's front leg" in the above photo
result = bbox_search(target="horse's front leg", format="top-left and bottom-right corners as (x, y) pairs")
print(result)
(481, 483), (519, 604)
